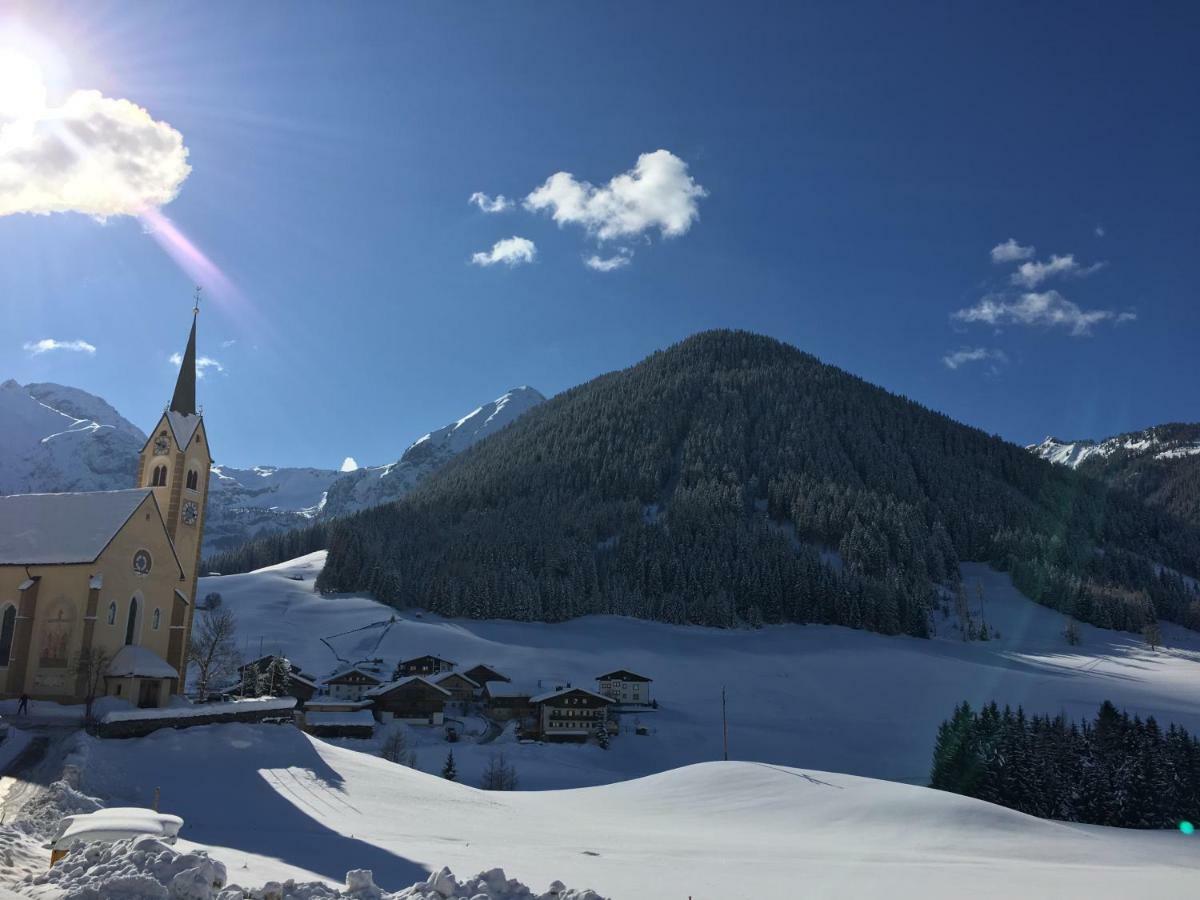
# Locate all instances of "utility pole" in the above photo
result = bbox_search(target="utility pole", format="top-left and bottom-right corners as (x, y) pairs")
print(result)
(722, 686), (729, 761)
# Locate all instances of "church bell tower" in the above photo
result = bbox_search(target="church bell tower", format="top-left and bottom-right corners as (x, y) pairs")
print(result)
(135, 298), (213, 683)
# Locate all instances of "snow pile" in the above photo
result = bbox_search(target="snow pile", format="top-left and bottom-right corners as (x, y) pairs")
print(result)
(382, 866), (604, 900)
(27, 834), (227, 899)
(28, 839), (603, 900)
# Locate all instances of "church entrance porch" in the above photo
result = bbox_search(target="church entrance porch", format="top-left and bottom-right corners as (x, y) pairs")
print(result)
(106, 675), (170, 709)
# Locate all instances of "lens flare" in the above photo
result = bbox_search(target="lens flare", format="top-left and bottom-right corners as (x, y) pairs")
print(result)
(138, 206), (235, 303)
(1182, 821), (1195, 835)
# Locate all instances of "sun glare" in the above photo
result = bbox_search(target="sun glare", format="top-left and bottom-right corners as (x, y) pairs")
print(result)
(0, 49), (47, 119)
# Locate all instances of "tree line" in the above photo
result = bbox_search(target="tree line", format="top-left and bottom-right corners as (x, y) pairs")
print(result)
(931, 700), (1200, 829)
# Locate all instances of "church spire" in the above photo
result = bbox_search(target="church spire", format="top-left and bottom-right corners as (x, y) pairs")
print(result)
(169, 290), (200, 416)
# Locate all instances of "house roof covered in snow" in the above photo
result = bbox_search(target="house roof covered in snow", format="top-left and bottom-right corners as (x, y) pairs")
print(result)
(107, 645), (179, 680)
(431, 671), (479, 688)
(596, 669), (653, 682)
(0, 489), (181, 569)
(530, 685), (615, 705)
(482, 680), (538, 699)
(323, 665), (384, 686)
(365, 675), (451, 699)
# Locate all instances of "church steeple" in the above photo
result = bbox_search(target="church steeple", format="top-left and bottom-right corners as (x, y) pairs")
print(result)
(169, 294), (199, 416)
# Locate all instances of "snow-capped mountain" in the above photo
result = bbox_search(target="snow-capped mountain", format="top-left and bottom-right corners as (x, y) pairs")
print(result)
(0, 379), (146, 495)
(0, 379), (544, 556)
(1029, 423), (1200, 469)
(1030, 423), (1200, 527)
(320, 386), (546, 519)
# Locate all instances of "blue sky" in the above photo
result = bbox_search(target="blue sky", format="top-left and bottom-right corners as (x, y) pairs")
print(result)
(2, 1), (1197, 469)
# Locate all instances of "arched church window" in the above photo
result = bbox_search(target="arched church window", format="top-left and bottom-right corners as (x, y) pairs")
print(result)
(186, 469), (198, 490)
(151, 465), (168, 487)
(152, 608), (161, 630)
(107, 601), (117, 625)
(0, 606), (15, 667)
(125, 597), (140, 646)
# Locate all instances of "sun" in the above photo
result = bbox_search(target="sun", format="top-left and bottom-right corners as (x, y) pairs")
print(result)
(0, 50), (47, 119)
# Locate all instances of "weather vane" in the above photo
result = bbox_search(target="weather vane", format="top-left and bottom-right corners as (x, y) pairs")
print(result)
(193, 285), (202, 315)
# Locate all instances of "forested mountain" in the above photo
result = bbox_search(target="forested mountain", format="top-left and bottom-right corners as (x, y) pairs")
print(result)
(315, 330), (1200, 635)
(1031, 424), (1200, 528)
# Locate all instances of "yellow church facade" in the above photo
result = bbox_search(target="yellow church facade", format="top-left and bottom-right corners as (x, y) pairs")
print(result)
(0, 311), (211, 709)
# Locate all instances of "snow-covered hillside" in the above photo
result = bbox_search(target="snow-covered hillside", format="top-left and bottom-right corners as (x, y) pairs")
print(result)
(320, 387), (545, 519)
(0, 380), (145, 495)
(66, 724), (1199, 898)
(201, 553), (1200, 789)
(0, 380), (543, 556)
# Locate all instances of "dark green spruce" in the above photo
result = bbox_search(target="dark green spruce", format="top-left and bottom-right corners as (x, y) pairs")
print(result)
(930, 700), (1200, 829)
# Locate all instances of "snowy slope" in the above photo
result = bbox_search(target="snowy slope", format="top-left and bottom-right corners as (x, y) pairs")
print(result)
(320, 387), (545, 519)
(71, 724), (1200, 899)
(200, 554), (1200, 789)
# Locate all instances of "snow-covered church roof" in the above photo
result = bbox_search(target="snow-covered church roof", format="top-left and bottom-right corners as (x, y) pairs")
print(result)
(166, 410), (202, 450)
(0, 489), (155, 565)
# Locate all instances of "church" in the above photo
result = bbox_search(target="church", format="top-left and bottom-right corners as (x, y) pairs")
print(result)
(0, 309), (211, 709)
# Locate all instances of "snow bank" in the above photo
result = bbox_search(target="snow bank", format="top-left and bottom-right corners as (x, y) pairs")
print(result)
(27, 837), (602, 900)
(101, 697), (295, 724)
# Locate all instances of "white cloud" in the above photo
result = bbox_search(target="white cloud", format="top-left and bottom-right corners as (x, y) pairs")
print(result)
(22, 338), (96, 356)
(1095, 224), (1105, 237)
(1011, 253), (1105, 288)
(953, 290), (1128, 337)
(990, 238), (1034, 263)
(524, 149), (706, 241)
(340, 456), (359, 472)
(468, 192), (512, 213)
(584, 248), (633, 272)
(471, 236), (536, 267)
(220, 338), (237, 349)
(0, 68), (191, 218)
(170, 352), (224, 378)
(942, 346), (1007, 370)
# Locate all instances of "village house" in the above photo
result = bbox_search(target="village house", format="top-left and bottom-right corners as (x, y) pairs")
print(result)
(367, 676), (450, 725)
(462, 663), (509, 688)
(430, 671), (478, 702)
(482, 680), (534, 721)
(530, 686), (615, 741)
(596, 670), (653, 706)
(322, 665), (383, 702)
(394, 655), (456, 678)
(0, 308), (208, 709)
(301, 706), (375, 739)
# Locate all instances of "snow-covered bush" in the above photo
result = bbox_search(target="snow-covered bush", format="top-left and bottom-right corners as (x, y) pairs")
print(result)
(28, 834), (227, 899)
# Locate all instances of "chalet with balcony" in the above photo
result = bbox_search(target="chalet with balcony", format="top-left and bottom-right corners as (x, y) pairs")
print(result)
(530, 686), (614, 741)
(431, 671), (479, 702)
(367, 676), (450, 725)
(322, 666), (384, 702)
(394, 654), (456, 678)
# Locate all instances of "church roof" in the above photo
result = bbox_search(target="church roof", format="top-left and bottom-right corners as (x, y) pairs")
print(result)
(0, 489), (156, 565)
(169, 311), (198, 416)
(166, 410), (202, 450)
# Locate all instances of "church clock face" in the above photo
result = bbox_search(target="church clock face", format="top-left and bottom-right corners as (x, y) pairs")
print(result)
(182, 500), (199, 526)
(132, 549), (153, 576)
(153, 435), (170, 455)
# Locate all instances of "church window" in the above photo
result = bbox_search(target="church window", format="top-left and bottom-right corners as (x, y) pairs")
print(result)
(0, 606), (15, 667)
(152, 608), (161, 630)
(107, 601), (117, 625)
(151, 465), (168, 487)
(186, 469), (199, 490)
(125, 598), (140, 646)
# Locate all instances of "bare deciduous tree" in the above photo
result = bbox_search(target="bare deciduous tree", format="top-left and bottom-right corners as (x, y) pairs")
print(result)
(188, 607), (240, 697)
(72, 646), (115, 722)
